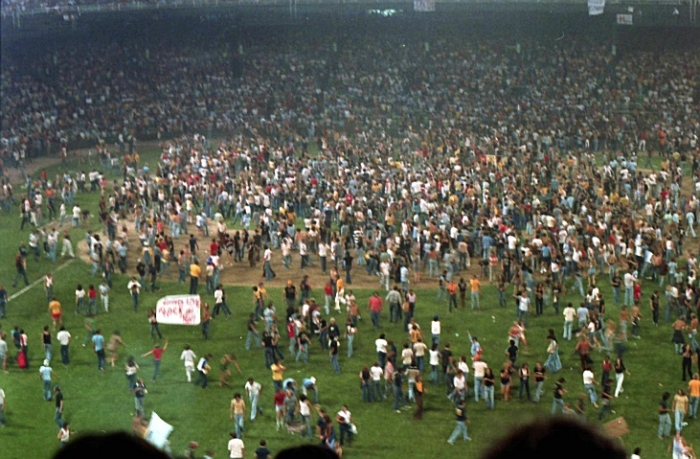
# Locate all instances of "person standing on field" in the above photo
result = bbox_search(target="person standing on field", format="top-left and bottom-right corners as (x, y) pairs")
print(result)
(39, 359), (59, 401)
(0, 386), (5, 427)
(142, 340), (168, 382)
(230, 393), (246, 439)
(56, 326), (71, 366)
(180, 344), (197, 383)
(446, 399), (471, 444)
(227, 432), (245, 459)
(48, 297), (63, 331)
(245, 378), (263, 421)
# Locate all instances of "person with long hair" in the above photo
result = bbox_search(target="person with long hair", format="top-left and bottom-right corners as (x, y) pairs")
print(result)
(544, 335), (562, 373)
(482, 367), (495, 409)
(518, 363), (531, 401)
(147, 309), (162, 341)
(413, 374), (425, 420)
(533, 362), (546, 403)
(125, 356), (139, 390)
(613, 357), (631, 398)
(683, 344), (694, 381)
(500, 363), (513, 402)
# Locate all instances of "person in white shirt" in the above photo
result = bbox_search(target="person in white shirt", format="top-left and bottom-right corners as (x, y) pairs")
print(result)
(472, 357), (489, 402)
(623, 271), (637, 307)
(244, 378), (263, 421)
(227, 432), (244, 459)
(401, 343), (414, 367)
(375, 334), (388, 369)
(180, 344), (197, 382)
(563, 304), (577, 340)
(370, 364), (384, 400)
(583, 367), (599, 408)
(281, 237), (292, 271)
(336, 405), (353, 446)
(452, 370), (467, 402)
(127, 277), (141, 313)
(431, 315), (441, 346)
(0, 386), (5, 427)
(56, 326), (71, 365)
(72, 205), (81, 227)
(429, 344), (440, 384)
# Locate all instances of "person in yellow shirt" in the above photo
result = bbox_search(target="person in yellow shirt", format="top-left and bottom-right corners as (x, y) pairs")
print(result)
(189, 261), (201, 294)
(257, 282), (268, 302)
(271, 360), (286, 392)
(688, 374), (700, 419)
(48, 297), (63, 330)
(470, 275), (481, 310)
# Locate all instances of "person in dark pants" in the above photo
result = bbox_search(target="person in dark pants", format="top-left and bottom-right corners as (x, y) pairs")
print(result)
(598, 380), (612, 420)
(194, 354), (212, 388)
(343, 251), (354, 285)
(54, 386), (64, 427)
(12, 252), (28, 288)
(336, 405), (353, 446)
(413, 374), (425, 420)
(189, 261), (201, 295)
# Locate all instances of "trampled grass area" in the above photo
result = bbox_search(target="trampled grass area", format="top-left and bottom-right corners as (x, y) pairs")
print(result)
(0, 153), (686, 459)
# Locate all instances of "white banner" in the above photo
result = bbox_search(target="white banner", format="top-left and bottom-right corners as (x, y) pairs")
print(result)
(145, 412), (173, 449)
(616, 13), (633, 25)
(588, 0), (605, 16)
(414, 0), (435, 12)
(156, 295), (201, 325)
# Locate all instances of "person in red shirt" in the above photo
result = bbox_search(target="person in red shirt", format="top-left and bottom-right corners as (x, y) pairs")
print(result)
(273, 387), (286, 430)
(368, 292), (383, 330)
(142, 340), (168, 382)
(324, 282), (334, 315)
(209, 239), (219, 257)
(87, 284), (98, 316)
(633, 282), (642, 303)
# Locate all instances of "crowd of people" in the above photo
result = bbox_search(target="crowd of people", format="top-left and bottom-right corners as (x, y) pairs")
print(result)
(0, 26), (699, 459)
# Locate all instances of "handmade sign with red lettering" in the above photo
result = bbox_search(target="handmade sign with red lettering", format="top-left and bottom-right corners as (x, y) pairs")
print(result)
(156, 295), (201, 325)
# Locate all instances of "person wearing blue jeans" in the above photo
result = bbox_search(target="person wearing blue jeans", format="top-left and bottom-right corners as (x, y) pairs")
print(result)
(393, 369), (408, 412)
(296, 333), (309, 363)
(483, 368), (495, 409)
(39, 360), (57, 401)
(551, 378), (566, 414)
(230, 393), (245, 439)
(447, 400), (471, 444)
(245, 315), (261, 350)
(330, 338), (341, 374)
(583, 367), (599, 408)
(92, 329), (106, 371)
(673, 389), (689, 432)
(245, 378), (263, 421)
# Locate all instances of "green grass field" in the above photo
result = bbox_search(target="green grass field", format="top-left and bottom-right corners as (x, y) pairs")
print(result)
(0, 151), (688, 459)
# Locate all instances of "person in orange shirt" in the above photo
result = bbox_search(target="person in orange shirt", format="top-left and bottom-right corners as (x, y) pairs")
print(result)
(688, 374), (700, 419)
(470, 275), (481, 310)
(335, 277), (346, 312)
(447, 279), (458, 312)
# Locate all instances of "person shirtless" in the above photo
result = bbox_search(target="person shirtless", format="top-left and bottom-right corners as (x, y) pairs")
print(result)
(219, 354), (242, 387)
(108, 331), (126, 367)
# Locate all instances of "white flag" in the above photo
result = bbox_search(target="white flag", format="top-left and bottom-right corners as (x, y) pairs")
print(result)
(145, 412), (174, 449)
(588, 0), (605, 16)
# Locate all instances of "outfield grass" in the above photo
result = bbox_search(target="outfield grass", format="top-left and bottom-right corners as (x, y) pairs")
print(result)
(0, 152), (687, 459)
